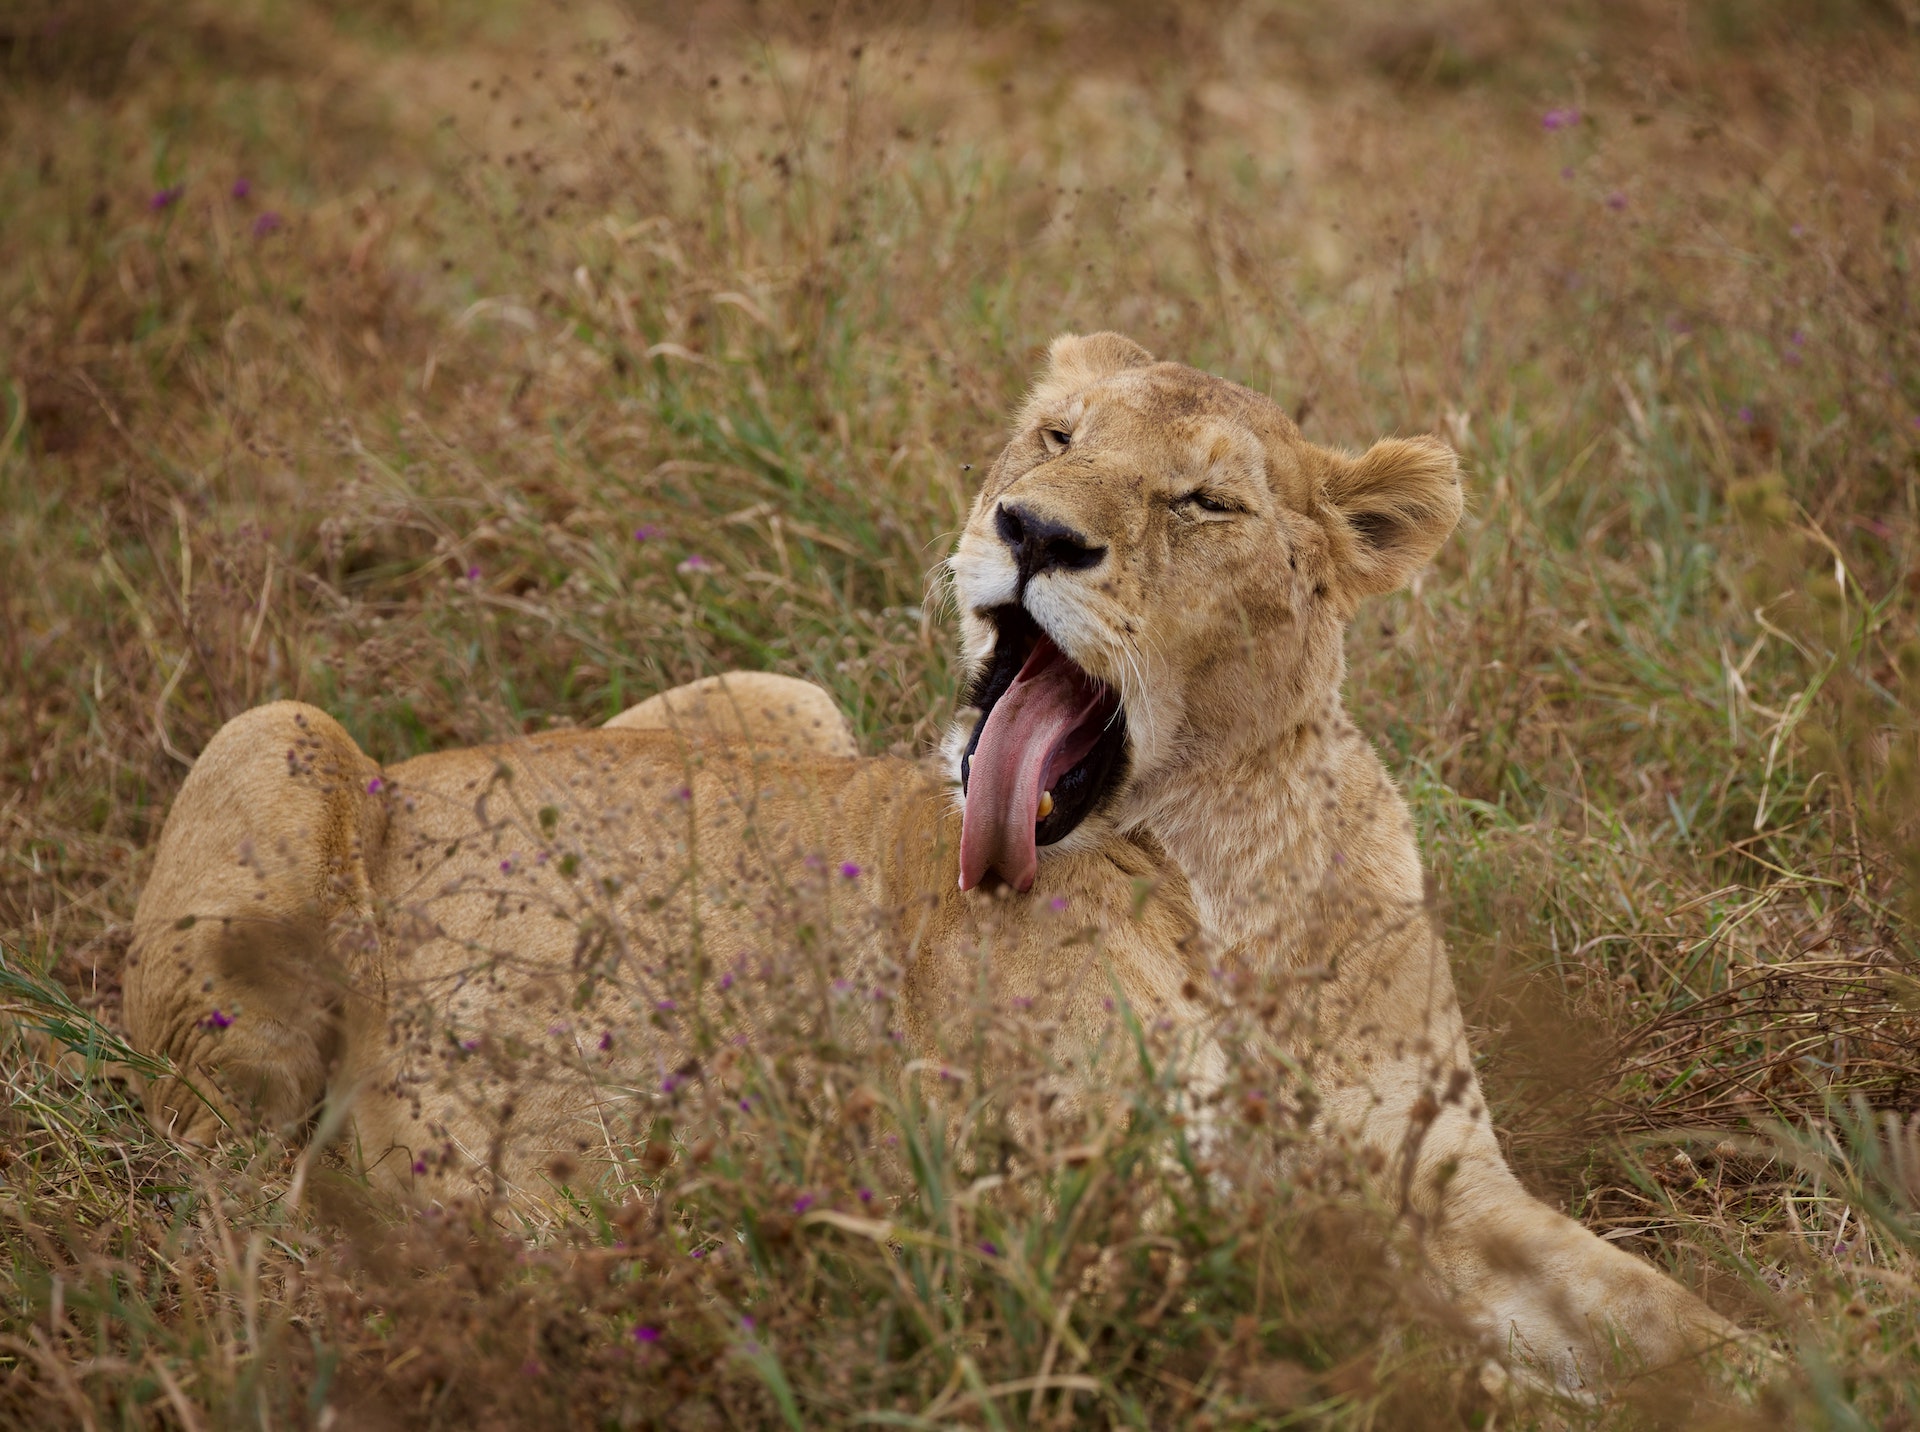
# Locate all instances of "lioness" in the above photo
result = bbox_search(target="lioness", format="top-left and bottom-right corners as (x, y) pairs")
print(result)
(124, 333), (1735, 1387)
(945, 332), (1740, 1383)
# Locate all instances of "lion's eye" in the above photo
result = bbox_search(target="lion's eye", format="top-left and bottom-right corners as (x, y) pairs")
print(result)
(1039, 427), (1071, 456)
(1175, 490), (1239, 515)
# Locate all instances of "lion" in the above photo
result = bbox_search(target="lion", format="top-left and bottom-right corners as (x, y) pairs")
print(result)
(123, 333), (1738, 1389)
(943, 331), (1743, 1385)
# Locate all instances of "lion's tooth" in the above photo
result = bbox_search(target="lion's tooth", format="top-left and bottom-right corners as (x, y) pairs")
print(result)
(1037, 790), (1054, 819)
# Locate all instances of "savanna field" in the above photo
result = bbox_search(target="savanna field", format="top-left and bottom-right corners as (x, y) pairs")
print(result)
(3, 0), (1919, 1426)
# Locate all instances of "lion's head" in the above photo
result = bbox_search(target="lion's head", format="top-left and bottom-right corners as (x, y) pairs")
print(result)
(947, 332), (1462, 892)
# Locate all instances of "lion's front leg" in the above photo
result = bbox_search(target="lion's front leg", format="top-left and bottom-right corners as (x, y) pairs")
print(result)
(126, 701), (387, 1143)
(1415, 1109), (1745, 1387)
(1307, 918), (1741, 1387)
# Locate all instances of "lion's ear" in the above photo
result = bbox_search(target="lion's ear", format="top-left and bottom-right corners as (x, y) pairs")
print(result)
(1321, 436), (1462, 598)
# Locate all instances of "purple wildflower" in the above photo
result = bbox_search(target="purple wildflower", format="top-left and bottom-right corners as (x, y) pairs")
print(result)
(858, 1187), (873, 1203)
(656, 999), (677, 1012)
(633, 523), (661, 542)
(149, 186), (183, 212)
(839, 861), (862, 879)
(979, 1240), (999, 1256)
(738, 1098), (752, 1112)
(366, 776), (384, 794)
(1605, 191), (1628, 212)
(1048, 895), (1067, 912)
(460, 1037), (480, 1052)
(1738, 407), (1755, 424)
(792, 1194), (814, 1214)
(599, 1030), (614, 1051)
(741, 1315), (757, 1331)
(1541, 108), (1580, 131)
(231, 178), (252, 199)
(411, 1158), (428, 1175)
(676, 554), (715, 574)
(252, 211), (283, 238)
(201, 1009), (234, 1030)
(463, 563), (481, 582)
(691, 1248), (704, 1258)
(1790, 330), (1807, 346)
(632, 1325), (661, 1344)
(500, 856), (515, 874)
(719, 972), (734, 991)
(547, 1022), (569, 1036)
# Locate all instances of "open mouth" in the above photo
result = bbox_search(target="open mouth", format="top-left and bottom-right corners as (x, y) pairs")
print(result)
(958, 605), (1128, 892)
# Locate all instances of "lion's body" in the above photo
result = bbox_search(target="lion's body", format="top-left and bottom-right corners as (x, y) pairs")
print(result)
(127, 337), (1739, 1386)
(126, 677), (1207, 1202)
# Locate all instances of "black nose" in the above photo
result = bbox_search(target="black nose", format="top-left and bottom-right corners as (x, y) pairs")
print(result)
(995, 503), (1105, 598)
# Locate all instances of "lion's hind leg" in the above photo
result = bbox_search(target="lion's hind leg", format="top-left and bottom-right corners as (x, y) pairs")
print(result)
(126, 701), (386, 1144)
(605, 672), (856, 756)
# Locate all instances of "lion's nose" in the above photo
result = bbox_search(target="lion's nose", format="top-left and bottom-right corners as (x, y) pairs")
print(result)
(995, 503), (1105, 597)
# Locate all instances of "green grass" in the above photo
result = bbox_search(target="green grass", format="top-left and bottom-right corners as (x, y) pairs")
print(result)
(3, 0), (1919, 1425)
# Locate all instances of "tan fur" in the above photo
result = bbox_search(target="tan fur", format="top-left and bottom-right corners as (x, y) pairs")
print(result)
(948, 333), (1742, 1386)
(125, 673), (1210, 1204)
(603, 670), (857, 756)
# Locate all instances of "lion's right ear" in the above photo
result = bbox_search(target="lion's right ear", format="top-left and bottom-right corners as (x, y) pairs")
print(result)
(1016, 332), (1154, 426)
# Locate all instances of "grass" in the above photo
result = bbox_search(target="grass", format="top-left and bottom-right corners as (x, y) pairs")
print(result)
(3, 0), (1919, 1425)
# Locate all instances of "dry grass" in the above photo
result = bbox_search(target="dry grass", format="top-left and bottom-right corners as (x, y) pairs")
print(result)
(3, 0), (1919, 1425)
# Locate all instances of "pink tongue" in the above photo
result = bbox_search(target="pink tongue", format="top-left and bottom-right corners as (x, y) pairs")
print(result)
(959, 635), (1112, 893)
